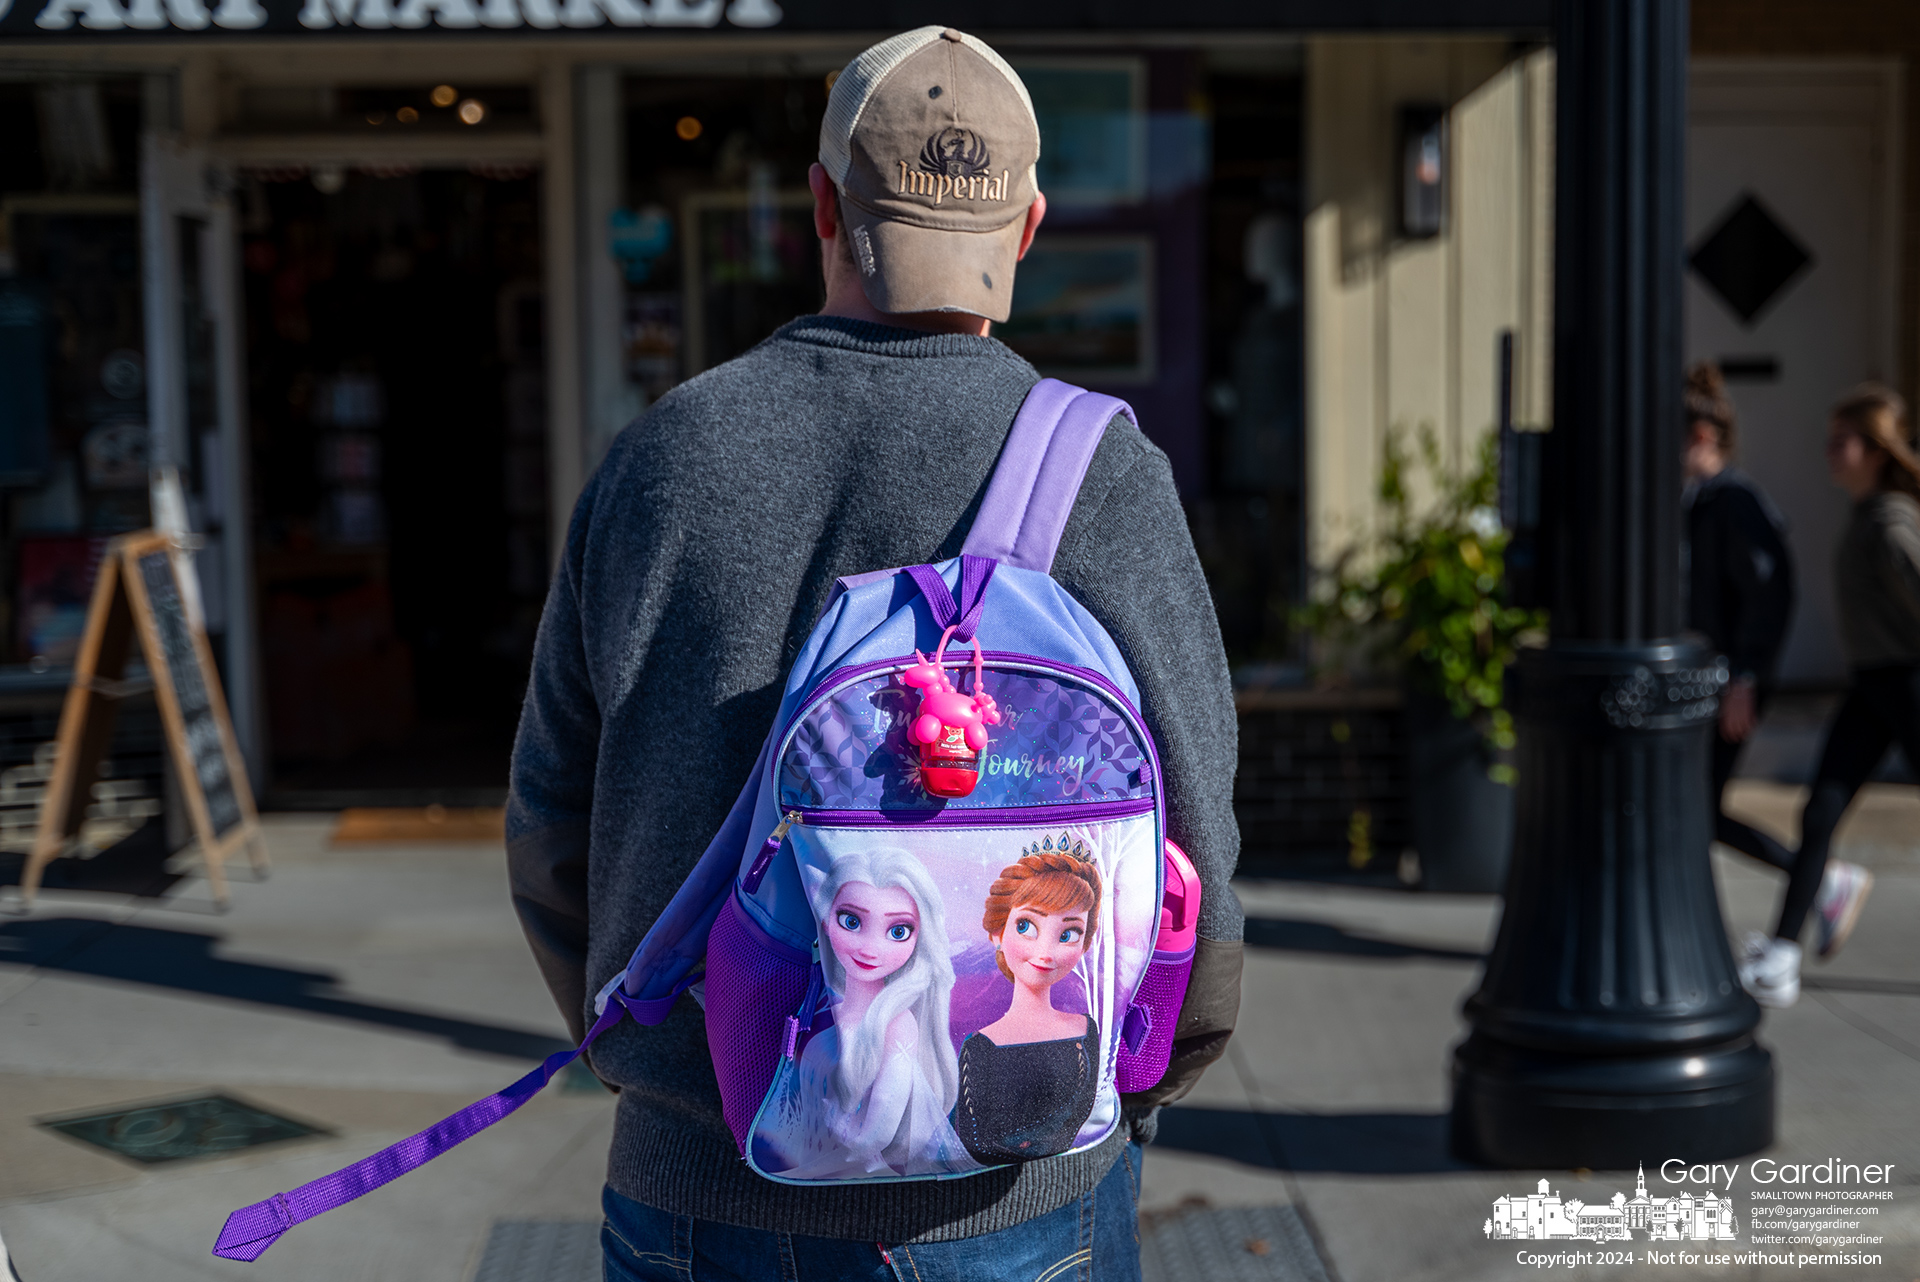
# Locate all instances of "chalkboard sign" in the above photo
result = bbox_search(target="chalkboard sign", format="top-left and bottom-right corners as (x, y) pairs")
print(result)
(21, 530), (263, 906)
(134, 549), (244, 839)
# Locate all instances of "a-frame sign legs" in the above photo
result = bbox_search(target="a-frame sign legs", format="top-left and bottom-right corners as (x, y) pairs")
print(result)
(19, 533), (264, 908)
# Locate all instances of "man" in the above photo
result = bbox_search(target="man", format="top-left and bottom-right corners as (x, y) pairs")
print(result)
(508, 27), (1242, 1280)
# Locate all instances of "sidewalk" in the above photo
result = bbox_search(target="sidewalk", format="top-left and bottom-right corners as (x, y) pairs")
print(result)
(1, 787), (1916, 1281)
(1149, 779), (1920, 1282)
(0, 816), (615, 1282)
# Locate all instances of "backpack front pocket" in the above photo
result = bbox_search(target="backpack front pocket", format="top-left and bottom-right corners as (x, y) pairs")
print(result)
(742, 806), (1156, 1183)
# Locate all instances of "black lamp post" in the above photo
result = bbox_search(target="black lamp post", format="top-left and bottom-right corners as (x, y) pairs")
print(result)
(1450, 0), (1775, 1167)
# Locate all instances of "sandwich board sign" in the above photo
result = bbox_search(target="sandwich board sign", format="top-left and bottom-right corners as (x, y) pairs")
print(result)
(21, 529), (264, 906)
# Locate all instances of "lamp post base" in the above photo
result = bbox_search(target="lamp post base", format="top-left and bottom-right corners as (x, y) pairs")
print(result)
(1452, 1032), (1774, 1168)
(1448, 641), (1775, 1169)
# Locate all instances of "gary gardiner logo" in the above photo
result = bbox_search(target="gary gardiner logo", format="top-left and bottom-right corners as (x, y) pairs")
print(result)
(897, 127), (1011, 205)
(1487, 1166), (1737, 1242)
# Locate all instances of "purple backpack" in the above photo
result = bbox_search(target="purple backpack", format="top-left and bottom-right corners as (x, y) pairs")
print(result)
(215, 378), (1199, 1259)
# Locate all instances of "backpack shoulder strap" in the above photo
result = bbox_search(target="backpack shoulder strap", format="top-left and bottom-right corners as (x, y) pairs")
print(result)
(962, 378), (1137, 574)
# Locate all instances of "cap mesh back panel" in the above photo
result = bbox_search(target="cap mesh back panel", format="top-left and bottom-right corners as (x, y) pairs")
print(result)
(819, 25), (943, 184)
(819, 25), (1040, 184)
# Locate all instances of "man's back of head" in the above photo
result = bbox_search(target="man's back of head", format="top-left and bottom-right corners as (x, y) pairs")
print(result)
(808, 25), (1048, 333)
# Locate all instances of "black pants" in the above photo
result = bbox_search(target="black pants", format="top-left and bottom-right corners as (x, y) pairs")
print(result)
(1776, 665), (1920, 941)
(1710, 688), (1796, 881)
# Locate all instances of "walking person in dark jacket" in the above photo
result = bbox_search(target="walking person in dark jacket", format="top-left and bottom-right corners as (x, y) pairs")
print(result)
(1734, 384), (1912, 1008)
(1684, 364), (1797, 872)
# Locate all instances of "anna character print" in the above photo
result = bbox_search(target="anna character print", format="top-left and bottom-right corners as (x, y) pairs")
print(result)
(950, 837), (1103, 1164)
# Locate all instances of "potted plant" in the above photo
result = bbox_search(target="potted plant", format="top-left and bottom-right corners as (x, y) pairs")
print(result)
(1296, 428), (1547, 892)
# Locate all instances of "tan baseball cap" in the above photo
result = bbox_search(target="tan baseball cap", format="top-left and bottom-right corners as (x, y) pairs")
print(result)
(820, 26), (1041, 323)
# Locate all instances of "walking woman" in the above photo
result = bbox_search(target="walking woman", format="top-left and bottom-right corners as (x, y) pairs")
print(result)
(1738, 384), (1915, 1007)
(1684, 363), (1797, 877)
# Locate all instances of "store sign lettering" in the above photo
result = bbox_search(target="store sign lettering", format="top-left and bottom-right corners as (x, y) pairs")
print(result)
(23, 0), (779, 28)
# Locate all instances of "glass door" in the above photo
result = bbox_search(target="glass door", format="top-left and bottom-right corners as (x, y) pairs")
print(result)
(140, 132), (260, 785)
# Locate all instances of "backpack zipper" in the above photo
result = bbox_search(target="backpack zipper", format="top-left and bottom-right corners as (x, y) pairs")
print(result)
(739, 798), (1154, 895)
(772, 652), (1164, 826)
(791, 798), (1154, 828)
(742, 810), (804, 894)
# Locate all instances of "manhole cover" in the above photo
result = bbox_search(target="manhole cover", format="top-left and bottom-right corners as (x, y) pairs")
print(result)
(38, 1093), (326, 1165)
(473, 1220), (600, 1282)
(1141, 1204), (1331, 1282)
(1688, 193), (1812, 325)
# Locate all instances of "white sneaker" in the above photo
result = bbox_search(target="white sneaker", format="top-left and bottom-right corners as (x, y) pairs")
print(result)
(1737, 931), (1802, 1009)
(0, 1221), (21, 1281)
(1813, 862), (1874, 960)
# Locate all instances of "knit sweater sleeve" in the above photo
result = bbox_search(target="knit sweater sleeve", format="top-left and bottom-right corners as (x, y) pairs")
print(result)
(1050, 426), (1244, 1119)
(505, 478), (605, 1045)
(1875, 497), (1920, 636)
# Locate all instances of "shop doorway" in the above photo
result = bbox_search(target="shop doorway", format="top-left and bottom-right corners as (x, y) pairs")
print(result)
(240, 167), (547, 802)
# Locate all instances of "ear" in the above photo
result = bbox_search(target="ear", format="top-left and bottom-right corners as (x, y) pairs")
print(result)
(809, 162), (838, 243)
(1016, 191), (1047, 262)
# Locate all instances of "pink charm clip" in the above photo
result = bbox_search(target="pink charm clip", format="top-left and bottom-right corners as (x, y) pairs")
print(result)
(900, 625), (1001, 798)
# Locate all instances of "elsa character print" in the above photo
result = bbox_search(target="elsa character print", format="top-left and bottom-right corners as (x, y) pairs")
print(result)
(951, 838), (1103, 1164)
(758, 847), (974, 1179)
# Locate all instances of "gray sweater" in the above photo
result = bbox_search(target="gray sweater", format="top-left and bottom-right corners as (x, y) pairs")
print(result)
(1836, 490), (1920, 668)
(507, 316), (1243, 1241)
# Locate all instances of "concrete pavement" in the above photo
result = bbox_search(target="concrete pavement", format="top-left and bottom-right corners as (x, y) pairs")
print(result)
(0, 786), (1915, 1280)
(0, 817), (614, 1282)
(1153, 780), (1920, 1282)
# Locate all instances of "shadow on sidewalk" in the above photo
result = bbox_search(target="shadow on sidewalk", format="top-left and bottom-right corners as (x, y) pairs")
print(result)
(0, 825), (185, 900)
(1155, 1105), (1479, 1173)
(0, 916), (571, 1062)
(1243, 916), (1485, 964)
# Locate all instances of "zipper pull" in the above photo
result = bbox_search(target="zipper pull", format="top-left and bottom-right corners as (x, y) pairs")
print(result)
(742, 811), (802, 894)
(785, 964), (824, 1060)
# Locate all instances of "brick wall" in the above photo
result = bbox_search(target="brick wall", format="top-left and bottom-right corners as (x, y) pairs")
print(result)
(1234, 691), (1407, 873)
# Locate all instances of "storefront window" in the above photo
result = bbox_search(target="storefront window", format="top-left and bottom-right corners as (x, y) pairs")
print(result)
(0, 78), (147, 669)
(616, 71), (829, 395)
(1194, 61), (1304, 670)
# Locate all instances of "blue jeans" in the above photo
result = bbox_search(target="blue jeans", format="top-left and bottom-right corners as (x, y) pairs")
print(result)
(601, 1142), (1143, 1282)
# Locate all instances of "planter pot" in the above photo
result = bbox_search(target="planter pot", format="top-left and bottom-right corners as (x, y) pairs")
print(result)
(1404, 691), (1513, 893)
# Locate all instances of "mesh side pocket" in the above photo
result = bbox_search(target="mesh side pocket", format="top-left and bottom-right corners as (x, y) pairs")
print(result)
(1114, 946), (1194, 1094)
(704, 893), (811, 1153)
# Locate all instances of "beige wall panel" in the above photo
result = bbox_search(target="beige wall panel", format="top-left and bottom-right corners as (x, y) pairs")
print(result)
(1522, 51), (1556, 428)
(1305, 204), (1363, 559)
(1384, 235), (1448, 464)
(1304, 37), (1554, 568)
(1453, 59), (1523, 464)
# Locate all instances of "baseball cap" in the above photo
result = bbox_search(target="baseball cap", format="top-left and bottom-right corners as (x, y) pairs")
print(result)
(819, 26), (1041, 323)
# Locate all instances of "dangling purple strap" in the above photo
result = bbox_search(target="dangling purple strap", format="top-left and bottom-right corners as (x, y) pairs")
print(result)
(906, 553), (997, 642)
(962, 378), (1137, 574)
(212, 995), (633, 1262)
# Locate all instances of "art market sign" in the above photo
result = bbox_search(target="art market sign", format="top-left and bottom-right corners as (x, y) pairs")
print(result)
(0, 0), (784, 33)
(0, 0), (1552, 38)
